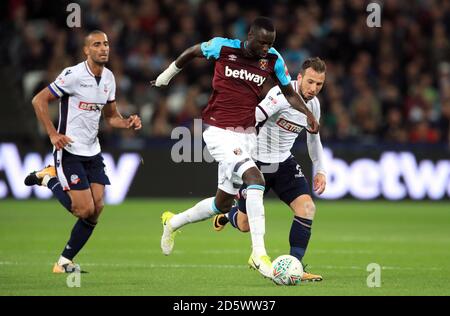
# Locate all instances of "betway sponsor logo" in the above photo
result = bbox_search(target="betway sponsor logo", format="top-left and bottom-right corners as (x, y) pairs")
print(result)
(318, 148), (450, 200)
(78, 102), (103, 112)
(224, 66), (266, 87)
(276, 118), (303, 134)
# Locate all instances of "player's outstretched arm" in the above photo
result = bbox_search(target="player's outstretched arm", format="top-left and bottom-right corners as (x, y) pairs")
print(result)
(279, 84), (320, 134)
(307, 132), (327, 195)
(32, 88), (73, 150)
(151, 44), (204, 87)
(103, 101), (142, 130)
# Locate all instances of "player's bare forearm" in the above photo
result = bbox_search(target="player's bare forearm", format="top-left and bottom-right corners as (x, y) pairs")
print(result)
(103, 101), (142, 130)
(175, 44), (204, 68)
(280, 84), (320, 133)
(32, 88), (73, 149)
(108, 115), (142, 130)
(104, 108), (128, 128)
(106, 115), (127, 128)
(287, 94), (312, 115)
(32, 88), (59, 138)
(151, 44), (203, 87)
(280, 85), (312, 117)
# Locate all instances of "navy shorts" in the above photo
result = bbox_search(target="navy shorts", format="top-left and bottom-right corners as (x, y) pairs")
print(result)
(54, 149), (111, 191)
(237, 156), (310, 213)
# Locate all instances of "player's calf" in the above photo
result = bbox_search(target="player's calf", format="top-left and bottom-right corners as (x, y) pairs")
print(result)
(213, 191), (235, 214)
(24, 166), (73, 213)
(213, 207), (250, 232)
(242, 167), (268, 258)
(289, 195), (316, 261)
(236, 211), (250, 232)
(59, 217), (97, 267)
(230, 207), (250, 232)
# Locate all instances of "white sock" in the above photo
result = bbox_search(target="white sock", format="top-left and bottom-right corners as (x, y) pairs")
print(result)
(42, 175), (53, 187)
(57, 255), (72, 266)
(246, 187), (267, 256)
(170, 197), (218, 230)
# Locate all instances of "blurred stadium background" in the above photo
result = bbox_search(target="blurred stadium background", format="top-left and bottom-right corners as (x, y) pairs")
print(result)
(0, 0), (450, 296)
(0, 0), (449, 202)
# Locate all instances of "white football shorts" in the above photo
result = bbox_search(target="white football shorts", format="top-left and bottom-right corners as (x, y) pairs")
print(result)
(203, 125), (257, 195)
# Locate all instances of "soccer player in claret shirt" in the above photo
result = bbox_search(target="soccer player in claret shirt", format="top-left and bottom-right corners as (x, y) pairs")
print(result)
(152, 17), (319, 279)
(24, 31), (142, 273)
(213, 58), (328, 282)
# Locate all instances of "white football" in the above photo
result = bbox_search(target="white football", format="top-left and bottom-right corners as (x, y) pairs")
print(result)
(272, 255), (304, 285)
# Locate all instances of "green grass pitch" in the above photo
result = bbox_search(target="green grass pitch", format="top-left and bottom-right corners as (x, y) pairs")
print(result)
(1, 199), (449, 296)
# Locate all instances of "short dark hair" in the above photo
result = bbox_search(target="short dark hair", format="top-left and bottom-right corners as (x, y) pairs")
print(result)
(250, 16), (275, 33)
(84, 30), (106, 45)
(301, 57), (326, 75)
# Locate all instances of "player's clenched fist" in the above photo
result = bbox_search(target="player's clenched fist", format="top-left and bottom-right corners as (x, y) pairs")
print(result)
(127, 114), (142, 130)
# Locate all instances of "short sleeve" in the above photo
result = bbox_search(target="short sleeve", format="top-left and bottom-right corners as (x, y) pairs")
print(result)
(48, 67), (76, 98)
(200, 37), (240, 60)
(108, 74), (116, 103)
(257, 85), (287, 120)
(270, 48), (291, 86)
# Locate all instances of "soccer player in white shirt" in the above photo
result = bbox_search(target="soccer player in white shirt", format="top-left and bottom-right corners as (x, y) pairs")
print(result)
(24, 31), (142, 273)
(213, 57), (327, 281)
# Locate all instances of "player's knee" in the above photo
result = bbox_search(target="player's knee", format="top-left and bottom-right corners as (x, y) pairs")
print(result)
(302, 201), (316, 220)
(243, 169), (265, 187)
(216, 200), (233, 213)
(72, 201), (95, 219)
(78, 208), (95, 220)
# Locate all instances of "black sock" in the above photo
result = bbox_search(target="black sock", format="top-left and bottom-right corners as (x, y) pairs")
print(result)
(218, 214), (229, 225)
(61, 218), (97, 261)
(289, 216), (312, 261)
(47, 177), (72, 212)
(227, 206), (240, 230)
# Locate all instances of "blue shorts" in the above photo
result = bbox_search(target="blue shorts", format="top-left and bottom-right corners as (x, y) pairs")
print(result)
(54, 149), (111, 191)
(237, 156), (310, 213)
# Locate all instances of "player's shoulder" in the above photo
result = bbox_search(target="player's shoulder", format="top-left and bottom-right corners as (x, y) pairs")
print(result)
(266, 84), (289, 108)
(267, 83), (283, 99)
(58, 62), (83, 77)
(69, 61), (87, 74)
(268, 47), (284, 60)
(55, 62), (84, 85)
(102, 66), (115, 79)
(206, 37), (241, 49)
